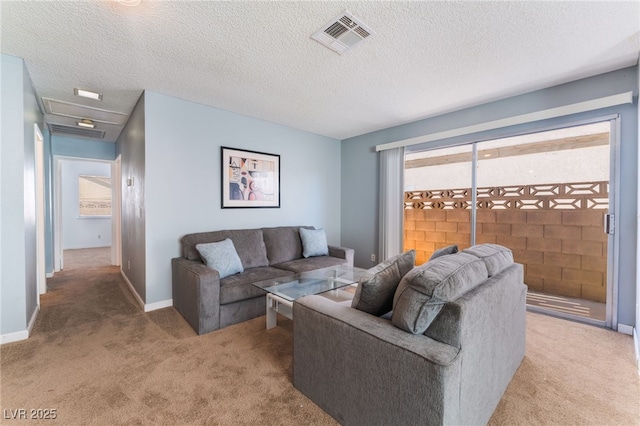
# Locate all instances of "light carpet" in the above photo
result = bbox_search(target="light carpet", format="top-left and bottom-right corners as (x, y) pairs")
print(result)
(1, 266), (638, 425)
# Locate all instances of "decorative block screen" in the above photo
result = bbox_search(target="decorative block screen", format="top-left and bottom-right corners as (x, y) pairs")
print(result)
(404, 181), (608, 302)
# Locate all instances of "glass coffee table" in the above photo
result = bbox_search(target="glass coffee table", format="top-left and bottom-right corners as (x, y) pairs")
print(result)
(253, 265), (366, 329)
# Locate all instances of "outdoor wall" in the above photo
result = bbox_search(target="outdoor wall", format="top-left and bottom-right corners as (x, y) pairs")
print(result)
(404, 181), (609, 302)
(341, 66), (638, 326)
(0, 54), (43, 339)
(60, 160), (112, 250)
(143, 91), (342, 305)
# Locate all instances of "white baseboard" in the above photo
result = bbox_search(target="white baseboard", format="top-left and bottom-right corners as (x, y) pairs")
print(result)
(64, 244), (112, 250)
(144, 299), (173, 312)
(0, 329), (29, 345)
(617, 323), (634, 335)
(0, 305), (41, 345)
(27, 304), (39, 335)
(46, 272), (54, 278)
(634, 327), (639, 372)
(119, 270), (173, 312)
(120, 270), (145, 311)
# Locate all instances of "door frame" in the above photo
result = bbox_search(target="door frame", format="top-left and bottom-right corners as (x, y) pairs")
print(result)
(477, 115), (620, 329)
(488, 115), (620, 328)
(53, 156), (62, 271)
(53, 155), (121, 270)
(111, 155), (122, 267)
(34, 124), (46, 298)
(606, 115), (621, 330)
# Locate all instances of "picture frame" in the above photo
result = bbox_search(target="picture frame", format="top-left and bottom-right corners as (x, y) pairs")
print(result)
(221, 146), (280, 208)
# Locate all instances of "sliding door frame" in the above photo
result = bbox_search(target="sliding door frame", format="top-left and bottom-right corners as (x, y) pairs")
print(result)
(470, 143), (478, 246)
(607, 115), (621, 330)
(405, 113), (621, 329)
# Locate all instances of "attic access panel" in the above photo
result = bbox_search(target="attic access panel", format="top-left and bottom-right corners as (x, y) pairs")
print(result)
(42, 97), (128, 125)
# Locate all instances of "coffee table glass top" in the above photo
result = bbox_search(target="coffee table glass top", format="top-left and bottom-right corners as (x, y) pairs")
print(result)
(253, 265), (366, 302)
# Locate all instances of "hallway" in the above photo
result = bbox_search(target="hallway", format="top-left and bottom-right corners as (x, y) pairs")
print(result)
(62, 247), (112, 270)
(37, 247), (122, 331)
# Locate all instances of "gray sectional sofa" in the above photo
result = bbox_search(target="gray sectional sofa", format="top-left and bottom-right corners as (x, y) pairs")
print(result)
(171, 226), (354, 335)
(293, 244), (527, 426)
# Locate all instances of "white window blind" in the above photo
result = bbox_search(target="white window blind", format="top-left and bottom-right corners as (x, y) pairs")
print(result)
(79, 175), (112, 217)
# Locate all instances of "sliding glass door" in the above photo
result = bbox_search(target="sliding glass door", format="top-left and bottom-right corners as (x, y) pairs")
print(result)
(404, 144), (473, 265)
(404, 120), (615, 327)
(475, 122), (610, 325)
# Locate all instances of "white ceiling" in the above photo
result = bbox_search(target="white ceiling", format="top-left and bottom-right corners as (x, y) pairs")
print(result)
(2, 1), (639, 142)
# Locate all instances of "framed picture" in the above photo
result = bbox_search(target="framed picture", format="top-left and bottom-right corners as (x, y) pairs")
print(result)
(221, 146), (280, 208)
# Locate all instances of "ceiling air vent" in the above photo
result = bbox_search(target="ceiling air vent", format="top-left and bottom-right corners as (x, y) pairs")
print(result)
(312, 11), (374, 54)
(47, 122), (106, 139)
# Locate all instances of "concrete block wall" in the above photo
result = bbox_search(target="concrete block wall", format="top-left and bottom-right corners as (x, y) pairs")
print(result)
(404, 183), (609, 302)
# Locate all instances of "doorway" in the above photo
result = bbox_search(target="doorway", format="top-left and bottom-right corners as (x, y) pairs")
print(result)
(404, 119), (617, 328)
(53, 156), (121, 272)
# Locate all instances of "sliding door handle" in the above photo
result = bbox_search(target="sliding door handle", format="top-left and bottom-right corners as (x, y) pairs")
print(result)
(603, 214), (615, 235)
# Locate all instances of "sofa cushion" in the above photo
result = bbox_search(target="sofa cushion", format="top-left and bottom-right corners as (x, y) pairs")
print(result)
(429, 245), (458, 261)
(462, 244), (513, 276)
(196, 239), (244, 279)
(300, 228), (329, 258)
(182, 229), (269, 269)
(273, 255), (348, 273)
(351, 250), (416, 316)
(392, 252), (488, 334)
(220, 266), (294, 305)
(262, 226), (312, 265)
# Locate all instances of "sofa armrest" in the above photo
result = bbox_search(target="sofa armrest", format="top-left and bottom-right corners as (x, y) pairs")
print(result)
(171, 257), (221, 335)
(293, 295), (461, 425)
(327, 245), (354, 266)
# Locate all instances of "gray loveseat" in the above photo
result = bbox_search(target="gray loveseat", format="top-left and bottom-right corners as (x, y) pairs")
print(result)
(293, 244), (527, 425)
(171, 226), (354, 335)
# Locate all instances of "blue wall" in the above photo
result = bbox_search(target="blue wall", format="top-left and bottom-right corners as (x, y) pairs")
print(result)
(0, 54), (43, 337)
(636, 64), (640, 356)
(342, 66), (639, 326)
(52, 135), (116, 160)
(135, 91), (342, 305)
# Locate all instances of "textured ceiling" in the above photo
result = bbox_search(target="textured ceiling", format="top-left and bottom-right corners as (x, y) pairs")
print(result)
(1, 1), (639, 142)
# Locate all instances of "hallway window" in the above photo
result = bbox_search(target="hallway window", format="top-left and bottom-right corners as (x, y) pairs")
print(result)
(79, 175), (112, 217)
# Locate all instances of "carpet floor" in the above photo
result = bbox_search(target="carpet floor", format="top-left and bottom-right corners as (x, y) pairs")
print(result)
(63, 247), (112, 270)
(1, 265), (638, 425)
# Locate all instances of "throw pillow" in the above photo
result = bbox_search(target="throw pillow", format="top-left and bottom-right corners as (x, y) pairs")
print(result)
(429, 245), (458, 261)
(462, 243), (513, 277)
(299, 228), (329, 258)
(392, 252), (488, 334)
(351, 250), (416, 316)
(196, 239), (244, 279)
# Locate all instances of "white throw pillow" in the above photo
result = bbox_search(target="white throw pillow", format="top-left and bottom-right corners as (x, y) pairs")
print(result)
(299, 228), (329, 258)
(196, 238), (244, 278)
